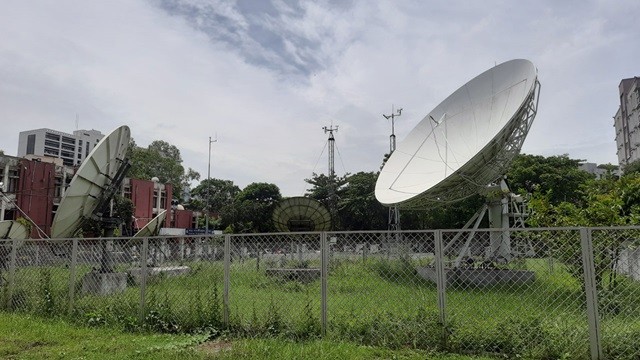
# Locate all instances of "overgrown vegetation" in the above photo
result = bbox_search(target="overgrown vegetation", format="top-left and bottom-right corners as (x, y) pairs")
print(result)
(4, 249), (640, 359)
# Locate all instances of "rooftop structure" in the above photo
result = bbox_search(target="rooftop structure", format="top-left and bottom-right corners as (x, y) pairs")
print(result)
(17, 128), (104, 167)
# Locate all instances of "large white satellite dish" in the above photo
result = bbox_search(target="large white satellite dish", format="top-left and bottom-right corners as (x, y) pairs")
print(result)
(376, 59), (540, 209)
(51, 126), (131, 238)
(0, 220), (29, 240)
(133, 210), (167, 238)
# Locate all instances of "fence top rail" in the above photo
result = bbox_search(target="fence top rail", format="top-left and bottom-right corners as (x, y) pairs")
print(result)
(23, 225), (640, 243)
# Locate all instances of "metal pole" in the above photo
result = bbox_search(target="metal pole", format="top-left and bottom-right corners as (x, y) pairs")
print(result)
(223, 234), (231, 327)
(434, 230), (447, 348)
(205, 137), (211, 233)
(68, 238), (78, 314)
(323, 126), (338, 230)
(580, 228), (602, 360)
(7, 238), (18, 309)
(321, 232), (328, 336)
(139, 237), (149, 324)
(383, 106), (402, 232)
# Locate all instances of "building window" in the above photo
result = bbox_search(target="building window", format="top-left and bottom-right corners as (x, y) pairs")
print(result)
(44, 140), (59, 148)
(26, 134), (36, 155)
(61, 136), (75, 144)
(45, 133), (60, 141)
(44, 147), (59, 156)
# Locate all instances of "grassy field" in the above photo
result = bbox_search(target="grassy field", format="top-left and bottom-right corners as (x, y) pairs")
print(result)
(4, 250), (640, 359)
(0, 312), (492, 359)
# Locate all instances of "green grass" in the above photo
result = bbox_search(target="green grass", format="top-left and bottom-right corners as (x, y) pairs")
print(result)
(0, 312), (490, 359)
(5, 253), (640, 358)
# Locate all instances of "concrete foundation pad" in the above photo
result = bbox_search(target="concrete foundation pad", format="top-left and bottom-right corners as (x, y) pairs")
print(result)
(265, 268), (321, 283)
(128, 265), (191, 285)
(82, 272), (127, 295)
(417, 267), (535, 287)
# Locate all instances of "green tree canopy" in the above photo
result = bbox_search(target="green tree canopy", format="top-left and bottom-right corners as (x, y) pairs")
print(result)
(623, 159), (640, 175)
(222, 182), (282, 233)
(189, 178), (240, 214)
(338, 172), (388, 230)
(127, 139), (199, 198)
(507, 153), (594, 204)
(305, 172), (348, 229)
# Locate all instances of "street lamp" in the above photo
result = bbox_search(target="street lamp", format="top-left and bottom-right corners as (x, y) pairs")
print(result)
(205, 136), (217, 234)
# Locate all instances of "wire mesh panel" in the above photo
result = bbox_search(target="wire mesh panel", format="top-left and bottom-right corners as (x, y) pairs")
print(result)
(441, 228), (590, 358)
(71, 236), (142, 329)
(228, 232), (322, 339)
(139, 235), (225, 333)
(325, 231), (442, 350)
(590, 227), (640, 360)
(1, 239), (72, 315)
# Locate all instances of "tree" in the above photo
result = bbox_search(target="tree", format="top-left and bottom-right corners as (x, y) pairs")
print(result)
(507, 154), (594, 204)
(623, 159), (640, 175)
(305, 172), (348, 229)
(189, 178), (240, 215)
(338, 172), (388, 230)
(127, 139), (199, 198)
(527, 173), (640, 298)
(223, 182), (282, 233)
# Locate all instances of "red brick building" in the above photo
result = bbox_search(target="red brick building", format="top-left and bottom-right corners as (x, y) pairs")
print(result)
(1, 154), (195, 238)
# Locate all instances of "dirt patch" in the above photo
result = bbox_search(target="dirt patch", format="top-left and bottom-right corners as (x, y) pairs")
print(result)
(196, 340), (232, 354)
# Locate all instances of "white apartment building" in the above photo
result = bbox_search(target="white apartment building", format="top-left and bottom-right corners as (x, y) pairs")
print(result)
(614, 77), (640, 167)
(17, 128), (104, 166)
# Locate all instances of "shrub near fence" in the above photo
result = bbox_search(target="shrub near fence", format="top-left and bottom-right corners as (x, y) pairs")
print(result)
(2, 227), (640, 359)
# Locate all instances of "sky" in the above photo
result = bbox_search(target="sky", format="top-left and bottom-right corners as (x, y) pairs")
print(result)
(1, 0), (638, 197)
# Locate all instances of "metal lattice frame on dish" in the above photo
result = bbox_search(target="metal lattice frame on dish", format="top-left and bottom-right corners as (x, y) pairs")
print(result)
(272, 197), (332, 232)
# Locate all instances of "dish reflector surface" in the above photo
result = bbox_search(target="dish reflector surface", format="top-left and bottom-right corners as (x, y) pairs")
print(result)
(51, 126), (131, 238)
(272, 197), (331, 232)
(376, 59), (539, 208)
(0, 220), (29, 240)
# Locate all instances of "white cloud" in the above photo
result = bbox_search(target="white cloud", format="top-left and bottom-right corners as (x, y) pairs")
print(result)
(1, 0), (638, 198)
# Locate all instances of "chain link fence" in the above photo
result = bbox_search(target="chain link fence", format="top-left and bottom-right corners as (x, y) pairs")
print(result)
(2, 227), (640, 359)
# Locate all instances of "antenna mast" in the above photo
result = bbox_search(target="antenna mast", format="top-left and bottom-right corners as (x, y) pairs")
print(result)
(383, 106), (402, 231)
(205, 135), (217, 234)
(323, 125), (338, 229)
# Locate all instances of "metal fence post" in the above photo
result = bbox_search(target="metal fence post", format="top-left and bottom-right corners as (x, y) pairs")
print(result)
(68, 238), (78, 314)
(434, 230), (447, 348)
(223, 234), (231, 327)
(6, 238), (18, 309)
(321, 232), (328, 336)
(139, 237), (149, 324)
(580, 228), (603, 360)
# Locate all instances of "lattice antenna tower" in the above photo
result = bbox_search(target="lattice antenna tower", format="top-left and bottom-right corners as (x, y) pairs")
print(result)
(383, 106), (402, 231)
(323, 125), (338, 229)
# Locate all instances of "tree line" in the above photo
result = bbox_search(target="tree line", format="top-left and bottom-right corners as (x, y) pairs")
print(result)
(125, 138), (640, 233)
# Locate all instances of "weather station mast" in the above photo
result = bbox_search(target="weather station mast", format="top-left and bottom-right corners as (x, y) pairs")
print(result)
(205, 135), (217, 234)
(383, 106), (402, 231)
(323, 125), (338, 230)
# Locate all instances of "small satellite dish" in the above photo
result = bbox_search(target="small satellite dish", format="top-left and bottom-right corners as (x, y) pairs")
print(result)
(376, 59), (540, 208)
(0, 220), (29, 240)
(133, 209), (167, 237)
(272, 197), (331, 232)
(51, 126), (131, 238)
